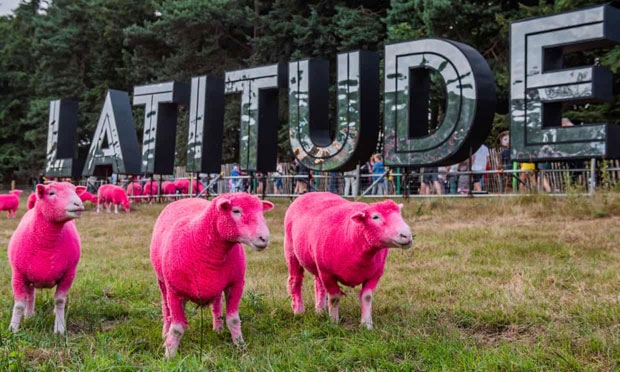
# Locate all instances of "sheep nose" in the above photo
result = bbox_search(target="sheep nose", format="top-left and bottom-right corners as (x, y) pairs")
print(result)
(258, 235), (269, 244)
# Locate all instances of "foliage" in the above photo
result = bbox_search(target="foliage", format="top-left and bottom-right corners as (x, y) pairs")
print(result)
(0, 0), (618, 183)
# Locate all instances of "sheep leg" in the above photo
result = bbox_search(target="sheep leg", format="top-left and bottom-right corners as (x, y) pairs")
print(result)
(211, 292), (224, 332)
(359, 274), (381, 329)
(157, 280), (171, 338)
(224, 284), (244, 345)
(9, 273), (28, 332)
(321, 275), (344, 323)
(165, 291), (187, 359)
(285, 247), (305, 314)
(25, 285), (35, 318)
(54, 268), (76, 335)
(106, 202), (111, 213)
(314, 276), (327, 313)
(53, 295), (67, 335)
(114, 204), (118, 214)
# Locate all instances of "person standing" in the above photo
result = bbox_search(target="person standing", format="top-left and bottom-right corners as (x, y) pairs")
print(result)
(230, 165), (240, 192)
(273, 161), (284, 194)
(471, 144), (489, 192)
(343, 168), (359, 197)
(372, 154), (387, 195)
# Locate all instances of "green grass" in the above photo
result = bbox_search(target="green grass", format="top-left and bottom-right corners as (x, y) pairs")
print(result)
(1, 194), (620, 370)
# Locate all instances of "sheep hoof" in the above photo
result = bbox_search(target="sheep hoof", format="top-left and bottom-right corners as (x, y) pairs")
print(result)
(361, 321), (373, 330)
(8, 324), (19, 333)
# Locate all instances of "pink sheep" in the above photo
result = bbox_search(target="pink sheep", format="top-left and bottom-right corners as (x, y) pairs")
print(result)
(97, 185), (129, 213)
(173, 179), (204, 196)
(110, 186), (130, 213)
(8, 182), (86, 334)
(161, 181), (178, 201)
(143, 181), (159, 204)
(127, 182), (143, 204)
(0, 190), (23, 218)
(150, 193), (274, 358)
(284, 192), (413, 329)
(96, 184), (114, 213)
(173, 179), (189, 195)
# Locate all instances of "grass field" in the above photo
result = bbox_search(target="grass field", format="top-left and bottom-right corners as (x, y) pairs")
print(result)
(1, 193), (620, 371)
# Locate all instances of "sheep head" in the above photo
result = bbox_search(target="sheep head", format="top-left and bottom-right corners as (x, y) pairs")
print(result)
(350, 199), (413, 249)
(35, 182), (86, 222)
(213, 193), (274, 251)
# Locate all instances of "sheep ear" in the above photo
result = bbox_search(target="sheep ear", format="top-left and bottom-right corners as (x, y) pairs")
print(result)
(262, 200), (274, 211)
(215, 198), (231, 211)
(350, 211), (366, 223)
(75, 186), (87, 195)
(36, 184), (46, 200)
(398, 203), (404, 210)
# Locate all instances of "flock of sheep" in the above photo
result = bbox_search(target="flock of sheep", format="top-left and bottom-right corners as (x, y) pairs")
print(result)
(2, 182), (413, 358)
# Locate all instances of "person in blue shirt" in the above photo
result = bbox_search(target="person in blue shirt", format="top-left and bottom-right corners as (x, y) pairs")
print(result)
(372, 154), (387, 195)
(230, 165), (240, 192)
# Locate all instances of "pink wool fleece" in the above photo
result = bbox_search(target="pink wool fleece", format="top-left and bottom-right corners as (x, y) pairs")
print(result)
(0, 190), (23, 217)
(111, 187), (130, 212)
(173, 179), (204, 195)
(143, 181), (159, 203)
(80, 191), (98, 204)
(150, 193), (273, 358)
(161, 181), (177, 200)
(284, 192), (413, 329)
(8, 182), (86, 334)
(126, 182), (142, 204)
(97, 185), (129, 213)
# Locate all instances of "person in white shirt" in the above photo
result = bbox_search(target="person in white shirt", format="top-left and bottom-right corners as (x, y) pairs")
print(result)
(471, 144), (489, 192)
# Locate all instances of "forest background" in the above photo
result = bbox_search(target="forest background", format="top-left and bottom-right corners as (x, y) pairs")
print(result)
(1, 0), (619, 184)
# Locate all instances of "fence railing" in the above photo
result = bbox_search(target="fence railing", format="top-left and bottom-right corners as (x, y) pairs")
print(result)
(59, 161), (619, 201)
(10, 158), (619, 199)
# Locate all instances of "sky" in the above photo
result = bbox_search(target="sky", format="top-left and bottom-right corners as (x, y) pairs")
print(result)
(0, 0), (19, 15)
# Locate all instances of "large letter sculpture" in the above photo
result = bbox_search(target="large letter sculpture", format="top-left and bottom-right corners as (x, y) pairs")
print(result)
(186, 76), (225, 173)
(510, 4), (620, 161)
(82, 90), (141, 176)
(45, 100), (84, 178)
(134, 82), (190, 175)
(225, 64), (287, 172)
(383, 38), (496, 166)
(288, 51), (380, 171)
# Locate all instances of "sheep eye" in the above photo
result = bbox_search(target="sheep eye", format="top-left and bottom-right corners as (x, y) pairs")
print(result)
(48, 191), (56, 196)
(232, 209), (241, 214)
(372, 215), (380, 220)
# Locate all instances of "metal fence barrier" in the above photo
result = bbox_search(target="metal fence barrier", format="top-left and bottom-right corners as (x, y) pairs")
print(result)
(60, 161), (620, 202)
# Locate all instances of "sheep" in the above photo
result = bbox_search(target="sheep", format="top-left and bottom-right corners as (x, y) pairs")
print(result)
(173, 179), (204, 197)
(150, 193), (274, 358)
(0, 190), (23, 218)
(161, 181), (178, 201)
(143, 181), (159, 204)
(96, 185), (129, 213)
(284, 192), (413, 329)
(127, 182), (143, 204)
(110, 186), (130, 213)
(79, 191), (98, 205)
(8, 182), (86, 334)
(96, 184), (114, 213)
